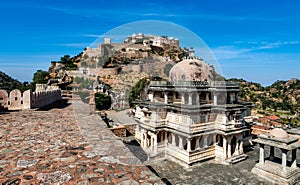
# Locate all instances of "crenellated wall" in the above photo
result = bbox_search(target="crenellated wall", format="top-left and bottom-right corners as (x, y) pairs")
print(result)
(0, 89), (61, 110)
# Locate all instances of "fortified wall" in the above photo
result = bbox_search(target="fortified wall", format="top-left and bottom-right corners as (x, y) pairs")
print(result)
(0, 86), (61, 110)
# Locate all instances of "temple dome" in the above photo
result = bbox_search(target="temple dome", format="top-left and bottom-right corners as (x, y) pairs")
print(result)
(169, 58), (215, 81)
(269, 128), (289, 139)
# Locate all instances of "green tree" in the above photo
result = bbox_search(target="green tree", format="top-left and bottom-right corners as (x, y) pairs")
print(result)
(32, 70), (49, 90)
(60, 55), (77, 70)
(95, 93), (111, 110)
(128, 78), (148, 107)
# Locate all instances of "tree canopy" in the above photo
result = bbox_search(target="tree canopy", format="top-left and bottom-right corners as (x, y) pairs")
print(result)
(128, 78), (148, 107)
(32, 70), (49, 90)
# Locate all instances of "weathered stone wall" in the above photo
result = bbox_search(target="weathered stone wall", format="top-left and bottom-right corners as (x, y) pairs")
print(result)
(31, 89), (62, 109)
(110, 91), (130, 110)
(35, 84), (60, 92)
(125, 124), (136, 135)
(110, 126), (127, 137)
(0, 89), (62, 110)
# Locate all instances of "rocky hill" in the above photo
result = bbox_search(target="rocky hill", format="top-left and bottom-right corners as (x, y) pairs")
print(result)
(228, 78), (300, 125)
(0, 71), (31, 92)
(46, 34), (300, 121)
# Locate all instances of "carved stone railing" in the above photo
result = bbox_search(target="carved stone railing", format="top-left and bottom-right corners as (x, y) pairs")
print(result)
(167, 144), (215, 164)
(188, 146), (215, 163)
(149, 81), (239, 88)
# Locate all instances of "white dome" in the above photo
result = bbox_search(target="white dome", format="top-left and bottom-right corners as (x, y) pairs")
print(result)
(169, 58), (215, 81)
(270, 128), (289, 139)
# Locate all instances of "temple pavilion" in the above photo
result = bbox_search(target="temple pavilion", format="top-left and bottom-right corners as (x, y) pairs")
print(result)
(134, 49), (253, 168)
(252, 128), (300, 184)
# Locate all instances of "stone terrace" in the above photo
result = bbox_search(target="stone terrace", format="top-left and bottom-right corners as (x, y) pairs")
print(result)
(0, 99), (162, 184)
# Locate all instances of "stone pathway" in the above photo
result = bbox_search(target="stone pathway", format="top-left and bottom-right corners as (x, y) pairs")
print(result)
(72, 100), (141, 165)
(150, 145), (300, 185)
(0, 99), (163, 184)
(105, 110), (136, 125)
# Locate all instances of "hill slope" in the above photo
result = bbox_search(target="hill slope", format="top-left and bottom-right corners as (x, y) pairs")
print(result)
(0, 71), (30, 92)
(229, 78), (300, 125)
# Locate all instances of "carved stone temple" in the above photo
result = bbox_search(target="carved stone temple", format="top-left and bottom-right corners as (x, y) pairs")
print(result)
(252, 128), (300, 184)
(134, 50), (253, 168)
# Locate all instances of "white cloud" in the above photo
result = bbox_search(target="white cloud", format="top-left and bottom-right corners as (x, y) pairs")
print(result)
(56, 43), (89, 48)
(232, 40), (300, 50)
(82, 34), (102, 38)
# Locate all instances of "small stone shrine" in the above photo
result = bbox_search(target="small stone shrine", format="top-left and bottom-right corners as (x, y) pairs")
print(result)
(252, 128), (300, 184)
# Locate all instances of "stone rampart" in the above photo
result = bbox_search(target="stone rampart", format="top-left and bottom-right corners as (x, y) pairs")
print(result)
(0, 89), (61, 110)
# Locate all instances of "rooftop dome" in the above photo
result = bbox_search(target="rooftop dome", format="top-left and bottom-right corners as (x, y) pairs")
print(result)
(169, 58), (215, 81)
(269, 128), (289, 139)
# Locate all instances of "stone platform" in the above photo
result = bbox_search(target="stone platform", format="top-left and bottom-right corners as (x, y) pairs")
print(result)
(252, 161), (300, 185)
(0, 99), (163, 184)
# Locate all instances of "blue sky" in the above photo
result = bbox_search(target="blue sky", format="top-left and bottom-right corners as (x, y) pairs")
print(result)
(1, 0), (300, 86)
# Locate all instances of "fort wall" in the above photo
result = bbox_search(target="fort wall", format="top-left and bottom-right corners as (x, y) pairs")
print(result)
(0, 88), (61, 110)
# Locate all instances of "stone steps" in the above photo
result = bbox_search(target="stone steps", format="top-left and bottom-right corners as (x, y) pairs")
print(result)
(225, 154), (248, 165)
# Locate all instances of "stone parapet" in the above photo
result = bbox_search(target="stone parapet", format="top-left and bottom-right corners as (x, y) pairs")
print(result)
(0, 89), (61, 110)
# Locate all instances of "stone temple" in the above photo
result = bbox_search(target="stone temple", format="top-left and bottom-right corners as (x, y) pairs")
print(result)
(252, 128), (300, 184)
(134, 49), (253, 168)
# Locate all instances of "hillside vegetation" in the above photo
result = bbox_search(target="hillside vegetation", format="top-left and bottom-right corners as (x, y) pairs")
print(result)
(229, 78), (300, 125)
(0, 71), (31, 92)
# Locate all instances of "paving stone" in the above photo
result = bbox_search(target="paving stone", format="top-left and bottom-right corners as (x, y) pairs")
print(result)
(37, 171), (72, 184)
(7, 171), (24, 178)
(77, 180), (90, 185)
(117, 179), (139, 185)
(0, 99), (162, 184)
(16, 159), (39, 168)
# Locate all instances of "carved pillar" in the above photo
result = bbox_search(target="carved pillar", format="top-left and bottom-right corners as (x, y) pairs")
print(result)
(181, 93), (186, 105)
(239, 141), (244, 155)
(150, 136), (154, 152)
(223, 136), (227, 159)
(195, 137), (200, 149)
(149, 91), (154, 102)
(164, 92), (168, 104)
(196, 92), (200, 105)
(142, 130), (147, 148)
(179, 136), (183, 149)
(213, 134), (216, 145)
(292, 149), (297, 168)
(203, 135), (208, 147)
(164, 132), (168, 145)
(171, 133), (175, 145)
(282, 149), (287, 168)
(188, 93), (193, 105)
(206, 92), (209, 103)
(213, 93), (217, 105)
(173, 92), (176, 102)
(144, 133), (148, 148)
(259, 144), (265, 164)
(153, 134), (157, 154)
(235, 139), (239, 155)
(187, 138), (191, 152)
(228, 136), (232, 159)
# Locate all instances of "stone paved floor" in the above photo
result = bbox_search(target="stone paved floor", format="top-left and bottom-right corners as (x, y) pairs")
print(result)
(150, 147), (271, 185)
(150, 145), (300, 184)
(0, 99), (163, 184)
(106, 110), (136, 125)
